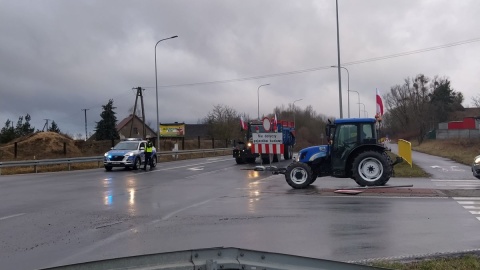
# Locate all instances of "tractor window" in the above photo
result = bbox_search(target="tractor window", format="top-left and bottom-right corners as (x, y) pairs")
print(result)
(334, 124), (357, 148)
(360, 124), (375, 143)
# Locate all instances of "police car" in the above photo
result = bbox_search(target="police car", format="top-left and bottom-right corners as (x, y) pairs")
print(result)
(103, 138), (157, 171)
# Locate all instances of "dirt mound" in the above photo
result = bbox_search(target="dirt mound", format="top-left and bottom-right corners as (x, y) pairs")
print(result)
(0, 132), (82, 160)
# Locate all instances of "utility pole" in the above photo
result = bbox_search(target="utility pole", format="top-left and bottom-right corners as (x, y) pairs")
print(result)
(42, 119), (51, 131)
(81, 109), (89, 141)
(335, 0), (343, 118)
(130, 87), (147, 138)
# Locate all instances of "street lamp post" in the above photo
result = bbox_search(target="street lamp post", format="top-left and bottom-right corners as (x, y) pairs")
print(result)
(358, 103), (367, 117)
(331, 65), (350, 118)
(155, 35), (178, 149)
(257, 83), (270, 120)
(335, 0), (343, 119)
(292, 98), (303, 128)
(348, 90), (360, 117)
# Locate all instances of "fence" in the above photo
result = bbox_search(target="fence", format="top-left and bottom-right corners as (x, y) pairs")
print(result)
(436, 129), (480, 139)
(0, 148), (232, 175)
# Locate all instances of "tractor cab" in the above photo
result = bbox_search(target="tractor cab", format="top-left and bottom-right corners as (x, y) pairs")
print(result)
(328, 118), (380, 176)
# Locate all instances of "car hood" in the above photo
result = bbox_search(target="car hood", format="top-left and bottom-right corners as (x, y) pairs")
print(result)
(107, 150), (132, 156)
(42, 247), (383, 270)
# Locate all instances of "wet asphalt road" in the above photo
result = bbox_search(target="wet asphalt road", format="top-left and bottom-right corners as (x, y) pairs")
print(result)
(1, 156), (480, 269)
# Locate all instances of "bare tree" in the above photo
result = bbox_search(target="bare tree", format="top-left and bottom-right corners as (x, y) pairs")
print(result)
(203, 104), (241, 140)
(383, 75), (432, 144)
(472, 95), (480, 107)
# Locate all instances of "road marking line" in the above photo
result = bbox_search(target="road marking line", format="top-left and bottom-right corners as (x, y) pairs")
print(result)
(453, 197), (480, 200)
(463, 206), (480, 209)
(160, 199), (213, 221)
(433, 180), (479, 182)
(436, 184), (480, 187)
(468, 211), (480, 215)
(0, 213), (25, 221)
(132, 158), (231, 175)
(457, 201), (480, 205)
(477, 217), (480, 221)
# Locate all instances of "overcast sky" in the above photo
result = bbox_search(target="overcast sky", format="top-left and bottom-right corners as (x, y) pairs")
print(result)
(1, 0), (479, 137)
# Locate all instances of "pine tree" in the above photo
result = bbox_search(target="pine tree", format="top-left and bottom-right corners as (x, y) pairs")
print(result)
(14, 114), (35, 137)
(48, 121), (61, 133)
(0, 119), (15, 143)
(95, 99), (120, 140)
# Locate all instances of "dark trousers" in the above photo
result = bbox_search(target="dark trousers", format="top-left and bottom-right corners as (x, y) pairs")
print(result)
(144, 152), (152, 169)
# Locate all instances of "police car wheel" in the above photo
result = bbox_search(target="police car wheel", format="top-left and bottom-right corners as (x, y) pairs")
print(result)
(151, 156), (157, 168)
(104, 166), (112, 171)
(133, 157), (141, 170)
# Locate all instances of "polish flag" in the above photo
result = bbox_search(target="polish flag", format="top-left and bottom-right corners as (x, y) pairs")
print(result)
(240, 116), (247, 130)
(376, 89), (384, 116)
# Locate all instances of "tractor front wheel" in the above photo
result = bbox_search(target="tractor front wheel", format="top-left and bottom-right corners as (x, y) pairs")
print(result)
(352, 151), (391, 186)
(285, 162), (313, 189)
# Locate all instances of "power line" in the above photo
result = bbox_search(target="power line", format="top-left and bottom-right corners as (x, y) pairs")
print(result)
(157, 37), (480, 88)
(342, 37), (480, 66)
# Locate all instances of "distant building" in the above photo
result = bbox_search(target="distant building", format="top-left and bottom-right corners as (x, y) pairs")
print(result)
(437, 116), (480, 139)
(184, 124), (210, 139)
(116, 114), (156, 139)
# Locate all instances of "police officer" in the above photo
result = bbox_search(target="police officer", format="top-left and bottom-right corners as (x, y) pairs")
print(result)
(144, 137), (154, 170)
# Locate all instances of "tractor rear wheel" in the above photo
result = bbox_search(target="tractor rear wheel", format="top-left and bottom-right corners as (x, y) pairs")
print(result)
(352, 151), (391, 186)
(235, 158), (245, 164)
(261, 155), (271, 164)
(285, 162), (313, 189)
(284, 145), (292, 160)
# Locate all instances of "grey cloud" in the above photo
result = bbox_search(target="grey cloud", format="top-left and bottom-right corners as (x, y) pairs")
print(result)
(1, 0), (480, 135)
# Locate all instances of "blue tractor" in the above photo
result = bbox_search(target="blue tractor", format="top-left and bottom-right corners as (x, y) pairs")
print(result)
(284, 118), (403, 189)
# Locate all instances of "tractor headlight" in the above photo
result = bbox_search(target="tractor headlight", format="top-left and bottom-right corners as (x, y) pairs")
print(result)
(247, 142), (252, 147)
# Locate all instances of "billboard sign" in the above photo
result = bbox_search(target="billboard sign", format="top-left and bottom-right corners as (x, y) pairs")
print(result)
(160, 123), (185, 137)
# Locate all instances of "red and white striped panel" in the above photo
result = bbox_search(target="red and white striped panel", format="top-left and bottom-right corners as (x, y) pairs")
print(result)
(251, 144), (284, 154)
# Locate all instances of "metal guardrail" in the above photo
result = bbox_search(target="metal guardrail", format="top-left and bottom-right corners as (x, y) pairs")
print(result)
(0, 148), (232, 175)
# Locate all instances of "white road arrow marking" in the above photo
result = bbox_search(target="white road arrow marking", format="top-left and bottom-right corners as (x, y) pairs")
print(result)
(450, 166), (465, 172)
(188, 166), (205, 171)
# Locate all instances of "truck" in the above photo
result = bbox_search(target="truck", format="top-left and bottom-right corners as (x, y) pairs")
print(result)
(281, 118), (406, 189)
(233, 118), (296, 164)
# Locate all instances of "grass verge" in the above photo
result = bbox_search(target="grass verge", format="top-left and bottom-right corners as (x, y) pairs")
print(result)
(387, 152), (430, 178)
(371, 255), (480, 270)
(412, 139), (479, 166)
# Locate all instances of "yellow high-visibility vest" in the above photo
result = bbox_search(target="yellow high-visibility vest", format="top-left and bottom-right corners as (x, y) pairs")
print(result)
(145, 142), (153, 153)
